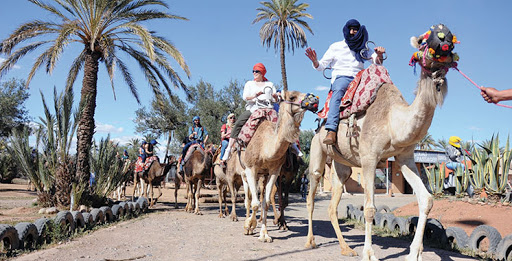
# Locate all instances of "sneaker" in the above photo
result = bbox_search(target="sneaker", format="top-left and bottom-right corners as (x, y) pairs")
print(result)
(323, 131), (337, 145)
(298, 151), (304, 157)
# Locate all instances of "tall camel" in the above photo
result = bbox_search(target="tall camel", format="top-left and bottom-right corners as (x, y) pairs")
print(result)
(183, 144), (216, 214)
(113, 159), (134, 200)
(132, 156), (173, 207)
(242, 91), (318, 242)
(213, 149), (244, 221)
(305, 27), (456, 260)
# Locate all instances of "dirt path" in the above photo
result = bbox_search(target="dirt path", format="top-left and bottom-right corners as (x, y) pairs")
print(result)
(12, 186), (476, 261)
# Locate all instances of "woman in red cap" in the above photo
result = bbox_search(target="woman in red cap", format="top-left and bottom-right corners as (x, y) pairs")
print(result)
(221, 63), (277, 164)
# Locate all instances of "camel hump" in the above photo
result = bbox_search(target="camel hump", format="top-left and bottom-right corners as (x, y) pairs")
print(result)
(238, 108), (278, 146)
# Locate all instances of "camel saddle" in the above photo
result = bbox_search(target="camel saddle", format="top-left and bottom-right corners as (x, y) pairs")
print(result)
(183, 143), (205, 164)
(134, 156), (159, 173)
(317, 64), (393, 120)
(238, 108), (278, 146)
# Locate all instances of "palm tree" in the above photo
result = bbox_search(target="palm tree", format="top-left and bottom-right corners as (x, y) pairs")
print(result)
(253, 0), (313, 92)
(417, 133), (436, 151)
(0, 0), (191, 192)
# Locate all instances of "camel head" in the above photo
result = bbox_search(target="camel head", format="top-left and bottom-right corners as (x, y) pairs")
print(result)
(277, 91), (319, 142)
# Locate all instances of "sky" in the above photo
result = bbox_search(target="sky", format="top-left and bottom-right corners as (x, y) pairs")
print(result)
(1, 0), (512, 155)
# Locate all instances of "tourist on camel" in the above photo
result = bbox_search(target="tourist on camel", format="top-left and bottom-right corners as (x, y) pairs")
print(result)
(220, 62), (278, 164)
(180, 116), (209, 172)
(139, 140), (148, 163)
(146, 139), (158, 158)
(220, 113), (235, 165)
(305, 18), (386, 145)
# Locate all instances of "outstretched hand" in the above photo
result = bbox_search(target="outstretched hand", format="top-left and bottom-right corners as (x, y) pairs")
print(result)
(374, 46), (386, 55)
(305, 47), (317, 62)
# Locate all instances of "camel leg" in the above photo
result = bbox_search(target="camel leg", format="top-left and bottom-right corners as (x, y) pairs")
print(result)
(397, 153), (433, 261)
(360, 155), (378, 261)
(258, 176), (265, 223)
(194, 179), (203, 215)
(174, 176), (180, 209)
(149, 182), (154, 207)
(132, 173), (139, 201)
(330, 162), (357, 257)
(217, 181), (225, 218)
(228, 180), (238, 221)
(185, 181), (193, 212)
(244, 168), (259, 235)
(155, 185), (162, 205)
(305, 134), (327, 249)
(258, 172), (279, 243)
(270, 183), (279, 225)
(242, 175), (251, 219)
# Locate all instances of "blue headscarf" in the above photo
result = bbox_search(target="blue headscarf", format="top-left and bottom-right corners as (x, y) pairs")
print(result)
(343, 19), (368, 63)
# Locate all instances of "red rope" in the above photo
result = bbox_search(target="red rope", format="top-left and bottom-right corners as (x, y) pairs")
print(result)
(452, 66), (512, 109)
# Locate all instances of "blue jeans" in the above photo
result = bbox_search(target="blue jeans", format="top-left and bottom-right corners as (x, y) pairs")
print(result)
(325, 76), (354, 132)
(446, 162), (465, 171)
(220, 139), (229, 159)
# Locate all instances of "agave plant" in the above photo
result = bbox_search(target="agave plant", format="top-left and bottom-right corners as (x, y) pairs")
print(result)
(423, 163), (445, 198)
(469, 144), (489, 196)
(482, 135), (511, 196)
(89, 135), (126, 202)
(453, 165), (469, 198)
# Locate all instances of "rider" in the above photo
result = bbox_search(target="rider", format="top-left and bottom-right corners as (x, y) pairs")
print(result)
(147, 139), (158, 158)
(305, 19), (386, 145)
(220, 113), (235, 164)
(220, 62), (277, 163)
(121, 149), (129, 161)
(180, 116), (209, 171)
(139, 140), (148, 163)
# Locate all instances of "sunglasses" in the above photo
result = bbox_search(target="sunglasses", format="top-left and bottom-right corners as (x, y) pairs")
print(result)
(252, 70), (261, 74)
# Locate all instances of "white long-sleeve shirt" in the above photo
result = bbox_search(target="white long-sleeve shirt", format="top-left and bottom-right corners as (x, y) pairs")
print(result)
(243, 80), (276, 113)
(315, 40), (378, 84)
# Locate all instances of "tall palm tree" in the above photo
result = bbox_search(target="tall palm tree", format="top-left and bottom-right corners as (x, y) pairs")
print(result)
(0, 0), (191, 191)
(253, 0), (313, 92)
(417, 133), (436, 151)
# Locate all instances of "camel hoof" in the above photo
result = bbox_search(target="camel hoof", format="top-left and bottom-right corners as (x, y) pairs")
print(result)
(230, 215), (238, 222)
(195, 211), (203, 215)
(218, 213), (225, 218)
(305, 238), (318, 249)
(258, 235), (273, 243)
(341, 248), (358, 257)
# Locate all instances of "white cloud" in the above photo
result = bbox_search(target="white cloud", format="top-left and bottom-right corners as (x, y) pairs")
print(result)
(315, 85), (330, 91)
(95, 122), (124, 133)
(0, 58), (21, 69)
(469, 126), (482, 131)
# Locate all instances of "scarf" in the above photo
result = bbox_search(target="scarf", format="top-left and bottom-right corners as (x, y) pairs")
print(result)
(343, 19), (368, 63)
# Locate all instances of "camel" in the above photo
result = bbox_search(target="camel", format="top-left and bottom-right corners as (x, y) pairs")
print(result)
(183, 144), (216, 214)
(213, 149), (244, 221)
(132, 156), (173, 207)
(305, 27), (456, 260)
(241, 90), (318, 242)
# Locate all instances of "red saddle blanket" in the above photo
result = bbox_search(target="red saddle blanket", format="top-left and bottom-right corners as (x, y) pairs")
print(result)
(183, 143), (204, 163)
(317, 64), (392, 120)
(238, 108), (278, 145)
(134, 156), (158, 173)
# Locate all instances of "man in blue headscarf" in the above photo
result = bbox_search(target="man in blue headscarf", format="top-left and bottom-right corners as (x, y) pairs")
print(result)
(305, 19), (386, 145)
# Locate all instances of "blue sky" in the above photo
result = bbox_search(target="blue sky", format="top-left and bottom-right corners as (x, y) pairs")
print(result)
(1, 0), (511, 154)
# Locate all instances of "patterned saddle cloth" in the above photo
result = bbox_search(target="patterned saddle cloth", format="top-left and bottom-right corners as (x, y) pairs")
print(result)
(238, 108), (278, 146)
(183, 143), (204, 164)
(134, 156), (159, 173)
(317, 64), (393, 120)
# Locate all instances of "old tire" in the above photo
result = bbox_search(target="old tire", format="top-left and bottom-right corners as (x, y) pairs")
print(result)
(379, 213), (395, 229)
(71, 211), (86, 230)
(446, 226), (469, 250)
(344, 204), (354, 219)
(389, 216), (408, 235)
(376, 205), (391, 213)
(136, 197), (149, 212)
(81, 212), (94, 228)
(129, 202), (141, 216)
(54, 211), (75, 236)
(119, 202), (131, 216)
(423, 218), (447, 245)
(100, 206), (114, 222)
(496, 233), (512, 261)
(406, 216), (418, 235)
(90, 208), (105, 225)
(373, 212), (383, 226)
(0, 224), (19, 253)
(469, 225), (502, 255)
(14, 222), (38, 250)
(34, 218), (53, 245)
(111, 204), (125, 219)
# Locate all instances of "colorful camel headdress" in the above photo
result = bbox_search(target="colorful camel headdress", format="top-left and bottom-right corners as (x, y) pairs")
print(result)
(410, 24), (460, 66)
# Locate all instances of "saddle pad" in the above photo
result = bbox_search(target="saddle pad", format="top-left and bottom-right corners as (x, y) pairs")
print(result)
(238, 108), (278, 145)
(317, 64), (392, 120)
(135, 157), (144, 173)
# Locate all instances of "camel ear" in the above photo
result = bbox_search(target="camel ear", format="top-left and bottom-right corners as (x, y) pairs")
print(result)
(410, 36), (420, 49)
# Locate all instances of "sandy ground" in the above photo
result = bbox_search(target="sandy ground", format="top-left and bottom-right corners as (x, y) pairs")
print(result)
(4, 182), (478, 261)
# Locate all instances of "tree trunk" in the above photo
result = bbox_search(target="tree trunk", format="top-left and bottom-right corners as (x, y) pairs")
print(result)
(280, 32), (288, 93)
(76, 49), (101, 192)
